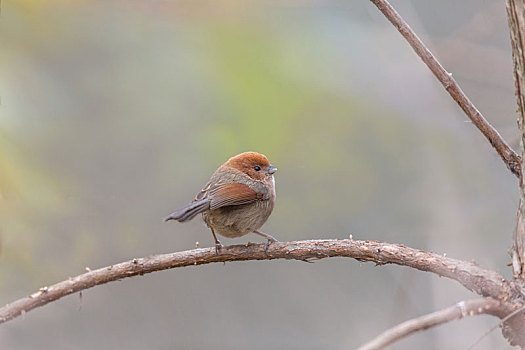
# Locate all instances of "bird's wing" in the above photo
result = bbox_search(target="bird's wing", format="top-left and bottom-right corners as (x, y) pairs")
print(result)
(164, 182), (263, 222)
(208, 182), (263, 210)
(193, 181), (212, 202)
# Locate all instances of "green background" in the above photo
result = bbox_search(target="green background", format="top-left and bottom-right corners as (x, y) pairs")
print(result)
(0, 0), (518, 348)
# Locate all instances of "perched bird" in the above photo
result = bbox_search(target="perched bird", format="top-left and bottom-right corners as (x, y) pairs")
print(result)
(164, 152), (277, 250)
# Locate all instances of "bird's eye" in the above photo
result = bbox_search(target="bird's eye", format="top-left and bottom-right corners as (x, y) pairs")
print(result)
(254, 166), (261, 171)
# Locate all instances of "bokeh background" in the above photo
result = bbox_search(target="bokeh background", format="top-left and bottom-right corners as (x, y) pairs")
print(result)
(0, 0), (520, 348)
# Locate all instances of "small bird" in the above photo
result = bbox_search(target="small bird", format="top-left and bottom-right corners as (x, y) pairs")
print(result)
(164, 152), (278, 250)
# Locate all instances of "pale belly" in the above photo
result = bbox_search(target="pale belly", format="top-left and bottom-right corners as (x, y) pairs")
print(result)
(202, 201), (274, 238)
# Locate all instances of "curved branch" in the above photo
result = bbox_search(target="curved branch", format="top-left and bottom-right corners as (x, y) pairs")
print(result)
(370, 0), (521, 178)
(358, 298), (505, 350)
(0, 239), (513, 325)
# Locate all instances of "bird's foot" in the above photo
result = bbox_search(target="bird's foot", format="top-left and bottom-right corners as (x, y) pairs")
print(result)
(215, 241), (223, 254)
(253, 230), (277, 252)
(263, 237), (277, 252)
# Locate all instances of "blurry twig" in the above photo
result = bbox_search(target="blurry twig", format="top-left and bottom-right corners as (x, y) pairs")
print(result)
(506, 0), (525, 285)
(369, 0), (521, 178)
(0, 239), (514, 325)
(506, 1), (525, 342)
(358, 298), (505, 350)
(468, 305), (525, 350)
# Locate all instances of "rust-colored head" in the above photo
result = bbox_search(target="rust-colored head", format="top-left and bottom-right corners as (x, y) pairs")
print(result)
(222, 152), (277, 181)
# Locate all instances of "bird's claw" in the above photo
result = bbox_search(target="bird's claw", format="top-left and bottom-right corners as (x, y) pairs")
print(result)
(263, 238), (277, 252)
(215, 241), (223, 254)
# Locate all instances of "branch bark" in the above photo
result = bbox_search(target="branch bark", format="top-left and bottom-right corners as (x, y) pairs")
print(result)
(358, 298), (507, 350)
(0, 239), (514, 325)
(370, 0), (521, 178)
(507, 0), (525, 281)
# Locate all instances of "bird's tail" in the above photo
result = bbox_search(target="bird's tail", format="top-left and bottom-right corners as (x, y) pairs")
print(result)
(163, 199), (210, 223)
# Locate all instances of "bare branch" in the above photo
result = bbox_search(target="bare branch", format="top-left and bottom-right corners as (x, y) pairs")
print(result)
(367, 0), (525, 346)
(358, 298), (504, 350)
(506, 0), (525, 281)
(513, 208), (525, 279)
(370, 0), (521, 178)
(506, 0), (525, 133)
(0, 239), (513, 325)
(469, 304), (525, 350)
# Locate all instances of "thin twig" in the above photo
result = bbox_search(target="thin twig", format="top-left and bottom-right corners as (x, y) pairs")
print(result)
(468, 304), (525, 350)
(370, 0), (521, 178)
(0, 239), (512, 325)
(358, 298), (503, 350)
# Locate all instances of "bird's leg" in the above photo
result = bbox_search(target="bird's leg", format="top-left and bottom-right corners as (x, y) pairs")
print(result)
(210, 228), (223, 254)
(253, 230), (277, 251)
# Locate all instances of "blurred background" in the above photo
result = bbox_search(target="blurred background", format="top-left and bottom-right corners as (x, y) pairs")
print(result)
(0, 0), (520, 348)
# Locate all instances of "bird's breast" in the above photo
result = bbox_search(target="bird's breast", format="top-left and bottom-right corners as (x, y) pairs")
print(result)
(202, 199), (274, 238)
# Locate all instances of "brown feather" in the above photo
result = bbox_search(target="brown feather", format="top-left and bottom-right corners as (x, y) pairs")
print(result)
(194, 181), (212, 202)
(208, 182), (260, 210)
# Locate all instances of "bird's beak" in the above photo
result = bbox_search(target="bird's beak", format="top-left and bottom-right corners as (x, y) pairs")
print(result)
(268, 165), (277, 174)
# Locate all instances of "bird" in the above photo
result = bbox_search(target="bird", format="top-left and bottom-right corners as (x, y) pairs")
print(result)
(164, 152), (277, 251)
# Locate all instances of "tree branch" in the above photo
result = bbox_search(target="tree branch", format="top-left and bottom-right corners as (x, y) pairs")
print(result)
(506, 0), (525, 281)
(366, 0), (525, 346)
(0, 239), (513, 325)
(358, 298), (506, 350)
(370, 0), (521, 178)
(470, 304), (525, 349)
